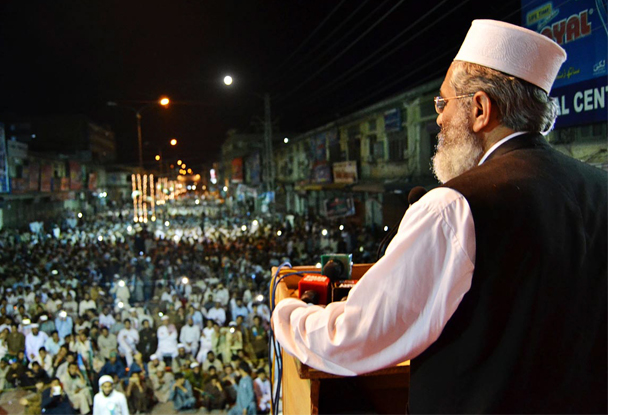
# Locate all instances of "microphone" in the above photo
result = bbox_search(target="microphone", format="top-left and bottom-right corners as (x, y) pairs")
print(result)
(408, 186), (428, 205)
(376, 186), (428, 260)
(322, 259), (345, 281)
(298, 275), (331, 305)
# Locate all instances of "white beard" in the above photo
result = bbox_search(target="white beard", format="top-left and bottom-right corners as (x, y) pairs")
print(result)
(432, 110), (484, 184)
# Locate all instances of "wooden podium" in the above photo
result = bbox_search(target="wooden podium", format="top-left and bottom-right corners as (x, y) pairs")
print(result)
(272, 264), (409, 415)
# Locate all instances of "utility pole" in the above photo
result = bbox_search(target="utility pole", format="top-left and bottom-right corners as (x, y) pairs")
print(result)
(264, 93), (275, 195)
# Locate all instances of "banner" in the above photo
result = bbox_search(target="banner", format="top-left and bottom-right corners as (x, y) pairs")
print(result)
(231, 157), (243, 183)
(324, 197), (355, 219)
(312, 162), (332, 184)
(0, 124), (9, 193)
(41, 164), (52, 192)
(522, 0), (608, 127)
(60, 177), (70, 191)
(29, 162), (40, 191)
(88, 172), (98, 191)
(248, 152), (261, 185)
(333, 161), (358, 184)
(69, 161), (83, 190)
(384, 108), (402, 132)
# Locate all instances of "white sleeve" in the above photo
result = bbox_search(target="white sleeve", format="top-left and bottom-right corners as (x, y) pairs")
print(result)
(272, 188), (476, 376)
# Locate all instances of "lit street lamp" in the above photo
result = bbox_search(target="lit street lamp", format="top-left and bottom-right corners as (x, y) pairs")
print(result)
(107, 97), (170, 170)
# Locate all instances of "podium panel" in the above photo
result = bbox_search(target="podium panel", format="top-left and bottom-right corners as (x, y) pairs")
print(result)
(272, 265), (409, 415)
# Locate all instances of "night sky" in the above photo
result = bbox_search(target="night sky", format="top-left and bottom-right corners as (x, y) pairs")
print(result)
(0, 0), (522, 168)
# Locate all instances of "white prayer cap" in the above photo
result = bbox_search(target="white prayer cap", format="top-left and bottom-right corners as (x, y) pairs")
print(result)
(190, 362), (199, 368)
(177, 343), (185, 349)
(40, 315), (48, 321)
(454, 19), (566, 93)
(161, 315), (169, 320)
(30, 323), (39, 328)
(150, 354), (159, 361)
(98, 375), (114, 386)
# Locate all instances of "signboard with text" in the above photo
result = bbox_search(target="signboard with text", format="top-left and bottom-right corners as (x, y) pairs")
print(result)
(522, 0), (608, 128)
(69, 161), (83, 190)
(0, 124), (9, 193)
(231, 158), (244, 183)
(333, 161), (358, 184)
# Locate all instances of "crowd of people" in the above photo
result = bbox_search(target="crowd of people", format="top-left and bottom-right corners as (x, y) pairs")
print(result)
(0, 203), (382, 414)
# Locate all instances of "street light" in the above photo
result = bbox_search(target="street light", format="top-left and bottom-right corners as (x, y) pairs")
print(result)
(107, 97), (170, 170)
(170, 138), (177, 146)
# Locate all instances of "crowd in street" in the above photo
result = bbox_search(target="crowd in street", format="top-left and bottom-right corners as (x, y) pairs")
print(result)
(0, 202), (381, 414)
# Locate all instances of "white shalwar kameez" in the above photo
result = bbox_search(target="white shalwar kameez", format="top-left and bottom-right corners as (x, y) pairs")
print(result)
(272, 188), (476, 376)
(156, 324), (178, 359)
(93, 389), (129, 415)
(117, 328), (139, 367)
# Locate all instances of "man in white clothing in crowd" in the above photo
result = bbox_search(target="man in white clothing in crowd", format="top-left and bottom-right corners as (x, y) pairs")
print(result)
(25, 324), (48, 361)
(97, 326), (118, 361)
(212, 283), (229, 306)
(155, 316), (178, 362)
(98, 306), (115, 329)
(207, 301), (226, 327)
(179, 317), (200, 357)
(78, 293), (96, 317)
(93, 374), (129, 415)
(253, 369), (271, 413)
(111, 279), (131, 307)
(117, 319), (139, 368)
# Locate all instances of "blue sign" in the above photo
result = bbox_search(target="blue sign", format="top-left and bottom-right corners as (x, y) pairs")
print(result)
(552, 75), (607, 128)
(0, 124), (9, 193)
(384, 108), (402, 132)
(522, 0), (608, 127)
(522, 0), (608, 90)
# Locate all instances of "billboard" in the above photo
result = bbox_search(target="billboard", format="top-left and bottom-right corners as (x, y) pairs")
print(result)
(231, 158), (244, 183)
(41, 164), (52, 192)
(333, 161), (358, 184)
(69, 161), (83, 190)
(0, 124), (9, 193)
(522, 0), (608, 128)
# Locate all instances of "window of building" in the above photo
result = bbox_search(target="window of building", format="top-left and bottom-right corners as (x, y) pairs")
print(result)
(368, 119), (377, 131)
(348, 137), (361, 162)
(388, 130), (407, 161)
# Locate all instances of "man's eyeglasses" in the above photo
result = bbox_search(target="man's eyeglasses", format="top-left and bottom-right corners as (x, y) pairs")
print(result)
(434, 94), (474, 114)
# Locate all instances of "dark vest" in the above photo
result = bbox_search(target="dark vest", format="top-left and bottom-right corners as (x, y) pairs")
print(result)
(409, 134), (607, 414)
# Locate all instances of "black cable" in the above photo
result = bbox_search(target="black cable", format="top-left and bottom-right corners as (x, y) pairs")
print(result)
(281, 0), (459, 108)
(277, 0), (407, 102)
(268, 0), (376, 88)
(272, 0), (349, 74)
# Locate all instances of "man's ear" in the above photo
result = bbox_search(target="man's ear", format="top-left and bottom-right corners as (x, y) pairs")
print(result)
(471, 91), (496, 133)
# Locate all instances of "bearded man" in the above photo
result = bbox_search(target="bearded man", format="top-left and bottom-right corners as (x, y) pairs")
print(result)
(93, 375), (129, 415)
(272, 20), (607, 414)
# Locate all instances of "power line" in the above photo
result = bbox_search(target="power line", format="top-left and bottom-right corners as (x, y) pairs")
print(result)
(268, 0), (379, 89)
(276, 0), (407, 102)
(271, 0), (349, 75)
(282, 0), (461, 110)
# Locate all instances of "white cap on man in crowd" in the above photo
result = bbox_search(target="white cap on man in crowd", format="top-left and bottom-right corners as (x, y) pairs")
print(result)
(99, 375), (114, 387)
(454, 19), (566, 93)
(150, 354), (159, 361)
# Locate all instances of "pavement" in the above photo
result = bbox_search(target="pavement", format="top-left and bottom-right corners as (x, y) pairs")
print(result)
(0, 388), (228, 415)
